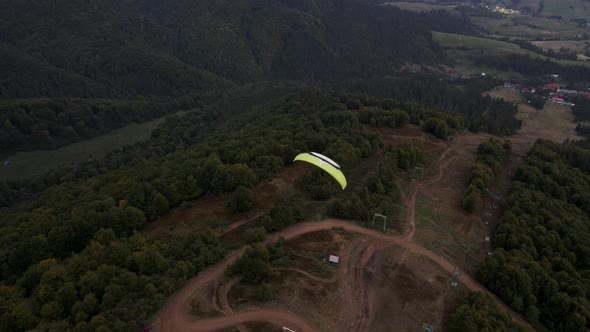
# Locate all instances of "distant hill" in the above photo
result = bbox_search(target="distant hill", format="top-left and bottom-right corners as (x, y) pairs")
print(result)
(0, 0), (472, 99)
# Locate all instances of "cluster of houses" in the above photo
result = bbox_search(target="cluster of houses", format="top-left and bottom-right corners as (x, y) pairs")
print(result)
(503, 79), (590, 107)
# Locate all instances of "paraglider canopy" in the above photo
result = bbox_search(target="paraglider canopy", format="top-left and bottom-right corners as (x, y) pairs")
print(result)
(293, 152), (347, 189)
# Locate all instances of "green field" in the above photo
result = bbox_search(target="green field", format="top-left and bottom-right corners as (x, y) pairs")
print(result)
(470, 15), (585, 39)
(532, 40), (589, 53)
(433, 32), (590, 70)
(541, 0), (590, 19)
(0, 114), (179, 181)
(384, 2), (459, 14)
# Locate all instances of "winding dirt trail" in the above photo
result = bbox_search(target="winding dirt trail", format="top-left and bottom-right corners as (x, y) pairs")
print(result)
(155, 143), (534, 331)
(155, 218), (532, 331)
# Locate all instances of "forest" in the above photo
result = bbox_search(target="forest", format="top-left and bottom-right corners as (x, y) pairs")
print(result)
(0, 98), (197, 153)
(0, 88), (399, 331)
(0, 0), (475, 100)
(0, 82), (519, 209)
(448, 293), (526, 332)
(477, 139), (590, 331)
(0, 83), (487, 330)
(340, 75), (522, 136)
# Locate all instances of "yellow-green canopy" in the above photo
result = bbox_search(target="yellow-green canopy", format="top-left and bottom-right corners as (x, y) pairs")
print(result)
(293, 152), (347, 189)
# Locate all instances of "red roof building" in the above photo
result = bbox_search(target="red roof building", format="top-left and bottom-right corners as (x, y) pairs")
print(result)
(583, 92), (590, 100)
(543, 83), (560, 91)
(552, 97), (565, 103)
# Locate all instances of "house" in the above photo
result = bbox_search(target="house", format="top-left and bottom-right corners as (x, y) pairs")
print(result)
(544, 83), (560, 91)
(583, 92), (590, 100)
(328, 255), (340, 264)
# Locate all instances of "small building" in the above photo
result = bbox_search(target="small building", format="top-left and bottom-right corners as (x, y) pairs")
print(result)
(544, 83), (560, 91)
(552, 97), (565, 103)
(328, 255), (340, 264)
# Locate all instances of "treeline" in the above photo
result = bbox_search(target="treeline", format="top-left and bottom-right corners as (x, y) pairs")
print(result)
(340, 75), (522, 136)
(502, 38), (578, 61)
(572, 96), (590, 122)
(474, 53), (590, 84)
(0, 97), (197, 152)
(463, 139), (512, 212)
(0, 0), (479, 99)
(448, 293), (526, 332)
(576, 123), (590, 137)
(327, 140), (423, 222)
(477, 140), (590, 331)
(0, 229), (225, 331)
(357, 105), (466, 140)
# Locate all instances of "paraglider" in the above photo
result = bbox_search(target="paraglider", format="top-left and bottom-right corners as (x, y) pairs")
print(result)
(293, 152), (347, 189)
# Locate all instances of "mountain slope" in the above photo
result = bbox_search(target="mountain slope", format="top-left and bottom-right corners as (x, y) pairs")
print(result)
(0, 0), (455, 98)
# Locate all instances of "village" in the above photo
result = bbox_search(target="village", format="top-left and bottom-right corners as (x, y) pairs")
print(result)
(448, 70), (590, 107)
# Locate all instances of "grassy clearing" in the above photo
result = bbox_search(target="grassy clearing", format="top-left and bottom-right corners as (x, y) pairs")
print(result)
(384, 2), (459, 14)
(470, 15), (584, 39)
(532, 40), (589, 53)
(1, 113), (177, 181)
(433, 31), (590, 69)
(515, 16), (584, 34)
(541, 0), (590, 19)
(487, 87), (522, 103)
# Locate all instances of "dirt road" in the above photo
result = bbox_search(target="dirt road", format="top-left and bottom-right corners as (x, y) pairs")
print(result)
(155, 218), (531, 331)
(155, 141), (534, 332)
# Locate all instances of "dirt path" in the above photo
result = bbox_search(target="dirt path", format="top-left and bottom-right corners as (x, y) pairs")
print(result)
(156, 141), (535, 332)
(273, 268), (337, 284)
(399, 153), (458, 241)
(218, 277), (249, 332)
(218, 212), (264, 237)
(155, 217), (532, 331)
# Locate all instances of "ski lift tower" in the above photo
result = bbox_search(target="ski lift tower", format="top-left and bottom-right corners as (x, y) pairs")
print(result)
(371, 213), (387, 232)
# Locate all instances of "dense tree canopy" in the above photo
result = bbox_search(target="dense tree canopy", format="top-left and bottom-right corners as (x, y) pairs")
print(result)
(477, 140), (590, 331)
(463, 139), (512, 212)
(448, 293), (526, 332)
(0, 0), (477, 99)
